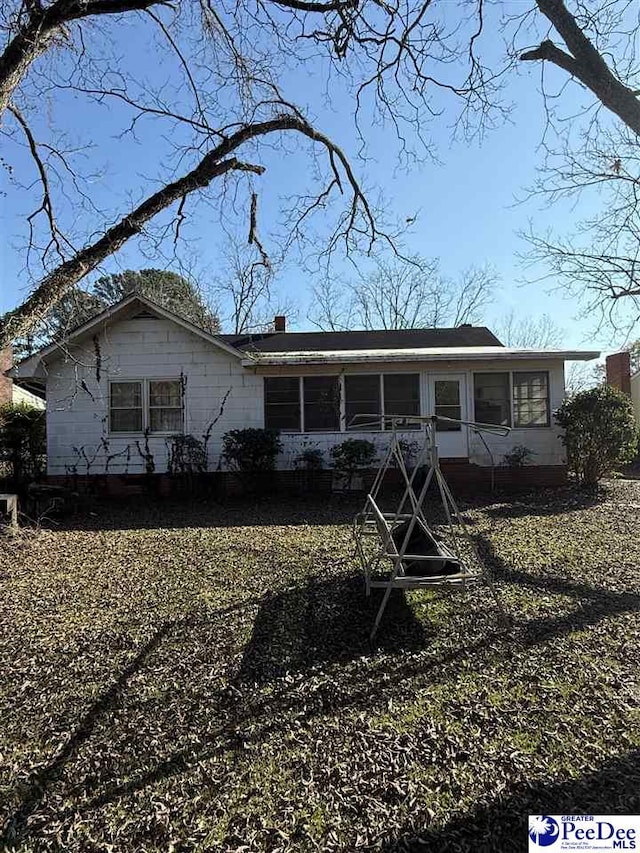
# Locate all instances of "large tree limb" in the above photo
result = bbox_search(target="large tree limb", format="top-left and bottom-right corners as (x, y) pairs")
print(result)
(0, 113), (373, 346)
(520, 0), (640, 136)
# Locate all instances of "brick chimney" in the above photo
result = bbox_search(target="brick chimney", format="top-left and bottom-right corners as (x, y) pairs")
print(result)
(0, 345), (13, 406)
(606, 351), (631, 395)
(274, 315), (286, 333)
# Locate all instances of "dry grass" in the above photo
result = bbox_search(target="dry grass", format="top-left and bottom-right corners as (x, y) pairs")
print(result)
(1, 481), (639, 852)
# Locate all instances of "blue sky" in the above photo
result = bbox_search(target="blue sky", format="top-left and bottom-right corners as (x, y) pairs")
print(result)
(0, 6), (634, 357)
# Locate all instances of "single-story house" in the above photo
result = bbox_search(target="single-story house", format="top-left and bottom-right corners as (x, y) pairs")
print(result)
(9, 294), (599, 489)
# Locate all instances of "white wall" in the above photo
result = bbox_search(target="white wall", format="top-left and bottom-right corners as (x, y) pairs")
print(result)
(45, 315), (262, 475)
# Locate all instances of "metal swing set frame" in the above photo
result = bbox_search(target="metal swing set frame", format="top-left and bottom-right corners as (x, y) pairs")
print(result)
(352, 413), (511, 641)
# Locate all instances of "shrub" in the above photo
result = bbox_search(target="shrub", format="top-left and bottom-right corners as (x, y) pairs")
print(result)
(555, 385), (638, 487)
(294, 448), (325, 471)
(222, 428), (282, 472)
(0, 402), (46, 486)
(503, 444), (535, 468)
(167, 434), (207, 475)
(330, 439), (377, 475)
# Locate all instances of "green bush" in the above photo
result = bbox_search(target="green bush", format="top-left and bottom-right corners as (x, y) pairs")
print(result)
(555, 385), (638, 487)
(222, 428), (283, 472)
(294, 448), (325, 471)
(330, 439), (377, 475)
(167, 434), (207, 475)
(0, 401), (46, 486)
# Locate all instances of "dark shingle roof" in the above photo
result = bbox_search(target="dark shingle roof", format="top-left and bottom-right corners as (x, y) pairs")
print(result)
(219, 326), (503, 353)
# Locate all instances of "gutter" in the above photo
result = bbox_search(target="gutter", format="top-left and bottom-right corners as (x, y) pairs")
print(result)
(241, 347), (601, 367)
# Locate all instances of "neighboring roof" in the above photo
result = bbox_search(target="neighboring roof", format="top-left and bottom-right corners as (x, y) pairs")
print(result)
(242, 346), (601, 366)
(9, 294), (243, 380)
(222, 325), (503, 353)
(12, 384), (46, 408)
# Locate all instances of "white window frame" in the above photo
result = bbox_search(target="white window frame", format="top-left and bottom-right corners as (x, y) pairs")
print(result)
(512, 370), (551, 428)
(472, 370), (551, 429)
(108, 378), (185, 436)
(263, 372), (423, 433)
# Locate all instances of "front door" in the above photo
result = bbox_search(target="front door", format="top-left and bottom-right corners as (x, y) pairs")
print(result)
(428, 374), (468, 458)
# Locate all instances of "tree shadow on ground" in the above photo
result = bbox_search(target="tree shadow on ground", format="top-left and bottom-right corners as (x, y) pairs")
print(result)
(380, 750), (640, 852)
(237, 574), (427, 683)
(48, 494), (365, 532)
(482, 487), (604, 520)
(1, 619), (175, 847)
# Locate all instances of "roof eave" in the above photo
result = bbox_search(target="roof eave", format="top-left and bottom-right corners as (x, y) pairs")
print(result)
(241, 348), (601, 366)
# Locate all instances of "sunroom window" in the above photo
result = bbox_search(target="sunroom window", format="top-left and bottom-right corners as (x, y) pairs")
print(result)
(303, 376), (340, 431)
(383, 374), (420, 428)
(345, 375), (381, 430)
(474, 373), (511, 426)
(264, 377), (301, 431)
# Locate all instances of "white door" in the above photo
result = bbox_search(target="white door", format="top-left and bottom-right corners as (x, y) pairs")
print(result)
(428, 373), (468, 458)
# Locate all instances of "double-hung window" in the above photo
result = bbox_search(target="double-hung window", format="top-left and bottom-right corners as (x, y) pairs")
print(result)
(110, 379), (183, 433)
(110, 382), (143, 433)
(513, 371), (550, 427)
(473, 371), (550, 427)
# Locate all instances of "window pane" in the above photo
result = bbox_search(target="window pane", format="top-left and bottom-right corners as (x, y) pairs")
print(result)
(150, 380), (181, 407)
(474, 373), (511, 426)
(434, 381), (461, 430)
(264, 377), (300, 431)
(435, 380), (459, 406)
(111, 408), (143, 433)
(513, 372), (549, 426)
(150, 407), (183, 433)
(111, 382), (142, 408)
(304, 376), (340, 431)
(384, 374), (420, 428)
(345, 375), (381, 430)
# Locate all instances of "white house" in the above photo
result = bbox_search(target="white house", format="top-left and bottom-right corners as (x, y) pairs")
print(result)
(9, 294), (599, 487)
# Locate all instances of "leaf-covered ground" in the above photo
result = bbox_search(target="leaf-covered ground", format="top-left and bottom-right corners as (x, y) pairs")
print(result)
(1, 481), (639, 852)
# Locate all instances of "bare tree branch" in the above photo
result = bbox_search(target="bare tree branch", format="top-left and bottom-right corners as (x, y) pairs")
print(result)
(520, 0), (640, 136)
(1, 112), (372, 345)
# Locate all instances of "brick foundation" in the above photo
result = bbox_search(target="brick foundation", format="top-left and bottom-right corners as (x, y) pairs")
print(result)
(47, 463), (568, 498)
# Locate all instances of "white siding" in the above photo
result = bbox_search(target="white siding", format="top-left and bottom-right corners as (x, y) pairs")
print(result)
(45, 316), (262, 475)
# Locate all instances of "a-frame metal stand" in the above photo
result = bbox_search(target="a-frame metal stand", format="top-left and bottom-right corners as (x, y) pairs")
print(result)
(353, 415), (510, 641)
